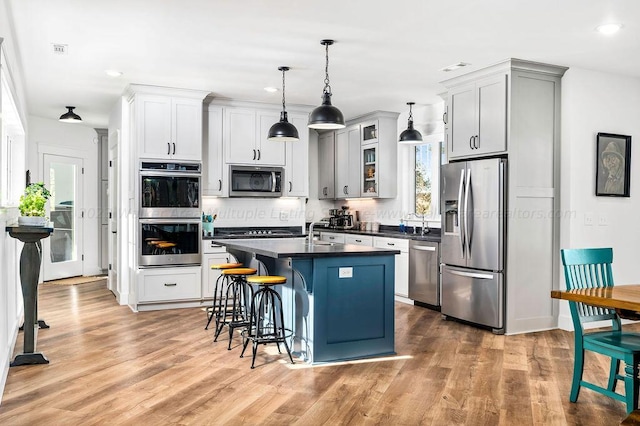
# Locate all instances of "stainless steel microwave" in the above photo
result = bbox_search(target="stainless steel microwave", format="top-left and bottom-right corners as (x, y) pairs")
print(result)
(229, 165), (283, 197)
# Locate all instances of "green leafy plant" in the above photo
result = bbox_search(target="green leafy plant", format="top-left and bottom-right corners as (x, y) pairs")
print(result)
(19, 182), (51, 217)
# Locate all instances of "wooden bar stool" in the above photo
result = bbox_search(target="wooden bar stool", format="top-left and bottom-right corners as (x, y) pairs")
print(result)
(240, 275), (294, 369)
(204, 262), (243, 330)
(213, 267), (257, 350)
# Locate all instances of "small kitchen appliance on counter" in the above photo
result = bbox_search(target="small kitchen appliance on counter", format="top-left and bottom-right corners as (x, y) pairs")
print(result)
(328, 206), (357, 229)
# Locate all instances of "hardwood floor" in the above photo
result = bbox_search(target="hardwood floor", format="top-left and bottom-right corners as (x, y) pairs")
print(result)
(0, 281), (634, 425)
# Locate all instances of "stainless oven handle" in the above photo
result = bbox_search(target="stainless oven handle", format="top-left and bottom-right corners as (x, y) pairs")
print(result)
(272, 172), (277, 192)
(140, 172), (202, 178)
(139, 218), (201, 225)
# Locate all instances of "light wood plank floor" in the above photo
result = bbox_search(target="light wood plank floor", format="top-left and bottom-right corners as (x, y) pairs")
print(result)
(0, 281), (634, 425)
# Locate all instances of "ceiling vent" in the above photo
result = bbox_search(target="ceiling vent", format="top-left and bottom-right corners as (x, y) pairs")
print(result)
(441, 62), (471, 72)
(52, 44), (68, 55)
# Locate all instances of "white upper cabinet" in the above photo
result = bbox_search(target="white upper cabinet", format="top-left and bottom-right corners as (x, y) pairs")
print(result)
(130, 86), (208, 161)
(284, 113), (309, 197)
(334, 125), (361, 199)
(203, 105), (226, 196)
(224, 107), (285, 166)
(448, 74), (507, 159)
(317, 131), (335, 200)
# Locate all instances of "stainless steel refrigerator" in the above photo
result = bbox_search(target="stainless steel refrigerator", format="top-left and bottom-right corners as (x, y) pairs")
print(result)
(440, 157), (506, 333)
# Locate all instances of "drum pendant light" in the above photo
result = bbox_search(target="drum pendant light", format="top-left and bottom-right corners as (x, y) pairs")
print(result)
(308, 39), (345, 130)
(59, 106), (83, 123)
(268, 66), (299, 141)
(399, 102), (422, 143)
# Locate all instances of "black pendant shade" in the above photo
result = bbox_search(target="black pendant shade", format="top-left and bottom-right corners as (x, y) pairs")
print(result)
(308, 39), (345, 130)
(398, 102), (422, 143)
(59, 106), (82, 123)
(308, 92), (345, 129)
(268, 111), (299, 141)
(268, 66), (299, 141)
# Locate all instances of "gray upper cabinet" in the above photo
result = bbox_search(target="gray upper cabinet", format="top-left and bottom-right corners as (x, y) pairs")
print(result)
(334, 125), (361, 199)
(448, 74), (507, 159)
(317, 131), (335, 200)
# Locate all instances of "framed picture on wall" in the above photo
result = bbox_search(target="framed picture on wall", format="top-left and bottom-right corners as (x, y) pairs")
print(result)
(595, 132), (631, 197)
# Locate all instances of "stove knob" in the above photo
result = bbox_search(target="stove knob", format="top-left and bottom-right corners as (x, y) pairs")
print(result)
(267, 230), (272, 234)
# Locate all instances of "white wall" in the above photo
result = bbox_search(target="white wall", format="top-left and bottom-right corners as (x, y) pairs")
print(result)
(28, 116), (101, 277)
(558, 67), (640, 329)
(0, 0), (29, 405)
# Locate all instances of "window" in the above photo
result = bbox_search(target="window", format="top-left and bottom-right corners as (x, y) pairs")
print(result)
(414, 141), (445, 217)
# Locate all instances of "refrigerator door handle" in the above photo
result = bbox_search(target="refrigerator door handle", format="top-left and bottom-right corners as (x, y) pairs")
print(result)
(448, 270), (494, 280)
(458, 168), (466, 258)
(464, 167), (472, 257)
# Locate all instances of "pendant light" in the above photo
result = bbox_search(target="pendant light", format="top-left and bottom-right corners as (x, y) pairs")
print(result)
(398, 102), (422, 143)
(59, 106), (82, 123)
(268, 66), (299, 141)
(308, 39), (345, 130)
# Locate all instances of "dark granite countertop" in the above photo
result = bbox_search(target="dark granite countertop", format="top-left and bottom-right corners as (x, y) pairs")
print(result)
(212, 238), (401, 259)
(315, 226), (441, 243)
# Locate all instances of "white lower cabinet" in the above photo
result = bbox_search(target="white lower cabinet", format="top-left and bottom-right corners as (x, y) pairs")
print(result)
(202, 241), (235, 299)
(138, 267), (201, 303)
(373, 237), (410, 299)
(344, 234), (373, 246)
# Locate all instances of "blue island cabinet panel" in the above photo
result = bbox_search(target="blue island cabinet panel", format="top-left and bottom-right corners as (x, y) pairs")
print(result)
(305, 255), (395, 363)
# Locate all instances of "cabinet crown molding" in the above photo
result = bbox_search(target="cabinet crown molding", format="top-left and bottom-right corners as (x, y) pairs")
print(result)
(346, 110), (400, 125)
(205, 97), (314, 115)
(439, 58), (568, 89)
(125, 84), (210, 102)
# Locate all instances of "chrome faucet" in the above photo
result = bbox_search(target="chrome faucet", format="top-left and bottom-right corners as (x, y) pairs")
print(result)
(308, 219), (330, 246)
(407, 213), (429, 236)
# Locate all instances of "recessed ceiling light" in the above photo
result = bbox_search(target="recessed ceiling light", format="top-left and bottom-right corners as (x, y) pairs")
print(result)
(596, 23), (622, 35)
(105, 69), (123, 78)
(264, 87), (278, 93)
(441, 62), (471, 72)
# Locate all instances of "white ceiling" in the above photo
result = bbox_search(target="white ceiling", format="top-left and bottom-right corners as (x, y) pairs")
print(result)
(5, 0), (640, 128)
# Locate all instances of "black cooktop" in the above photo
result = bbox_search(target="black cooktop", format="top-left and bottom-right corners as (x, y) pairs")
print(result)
(210, 226), (305, 239)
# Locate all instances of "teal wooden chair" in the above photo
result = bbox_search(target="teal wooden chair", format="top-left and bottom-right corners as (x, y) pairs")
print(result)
(561, 248), (640, 414)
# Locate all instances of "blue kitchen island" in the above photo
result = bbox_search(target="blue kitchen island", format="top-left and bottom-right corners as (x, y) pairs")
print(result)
(213, 238), (400, 364)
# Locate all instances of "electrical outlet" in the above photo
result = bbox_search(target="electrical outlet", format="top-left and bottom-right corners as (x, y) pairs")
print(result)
(584, 212), (594, 226)
(279, 211), (289, 221)
(598, 215), (608, 226)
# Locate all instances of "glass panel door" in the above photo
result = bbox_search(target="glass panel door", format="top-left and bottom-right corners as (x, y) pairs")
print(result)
(362, 145), (377, 196)
(43, 154), (83, 280)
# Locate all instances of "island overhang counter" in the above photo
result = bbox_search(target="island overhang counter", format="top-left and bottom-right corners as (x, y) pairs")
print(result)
(213, 238), (400, 364)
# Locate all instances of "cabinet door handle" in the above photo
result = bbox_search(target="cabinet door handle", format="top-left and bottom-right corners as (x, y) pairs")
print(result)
(387, 243), (395, 246)
(469, 136), (474, 149)
(167, 142), (171, 155)
(355, 239), (362, 243)
(329, 236), (335, 240)
(172, 143), (176, 155)
(164, 283), (177, 287)
(253, 149), (256, 160)
(289, 181), (292, 192)
(344, 185), (348, 194)
(323, 187), (327, 196)
(475, 135), (479, 149)
(218, 179), (222, 191)
(257, 149), (261, 161)
(443, 110), (448, 124)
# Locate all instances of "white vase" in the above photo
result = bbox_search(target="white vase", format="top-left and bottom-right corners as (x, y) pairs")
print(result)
(18, 216), (48, 227)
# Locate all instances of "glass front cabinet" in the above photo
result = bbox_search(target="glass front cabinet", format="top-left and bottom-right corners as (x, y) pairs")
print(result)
(360, 120), (379, 144)
(362, 145), (378, 196)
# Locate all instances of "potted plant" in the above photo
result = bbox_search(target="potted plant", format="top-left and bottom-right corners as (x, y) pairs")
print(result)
(18, 182), (51, 226)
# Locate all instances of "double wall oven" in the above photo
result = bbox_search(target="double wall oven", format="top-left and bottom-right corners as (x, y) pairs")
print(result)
(138, 161), (201, 267)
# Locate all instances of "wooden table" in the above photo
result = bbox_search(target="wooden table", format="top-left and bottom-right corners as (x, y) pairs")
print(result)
(552, 284), (640, 423)
(551, 284), (640, 319)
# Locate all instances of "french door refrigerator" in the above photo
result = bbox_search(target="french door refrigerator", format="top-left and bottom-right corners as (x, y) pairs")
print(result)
(441, 157), (506, 333)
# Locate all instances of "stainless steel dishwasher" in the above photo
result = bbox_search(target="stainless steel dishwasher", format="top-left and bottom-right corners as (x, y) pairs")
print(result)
(408, 240), (440, 308)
